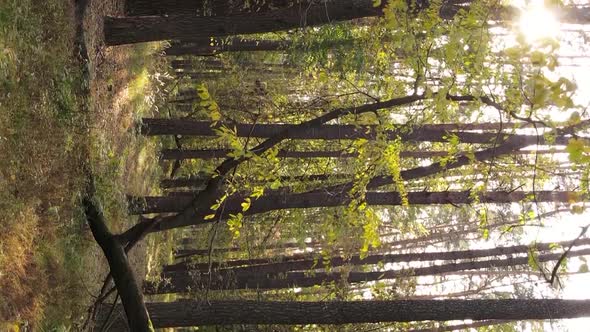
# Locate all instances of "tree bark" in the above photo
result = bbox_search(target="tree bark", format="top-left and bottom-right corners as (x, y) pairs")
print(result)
(162, 237), (590, 274)
(105, 0), (384, 45)
(133, 190), (586, 215)
(160, 173), (350, 189)
(126, 0), (294, 16)
(141, 119), (532, 136)
(166, 38), (291, 56)
(408, 320), (509, 332)
(145, 248), (590, 293)
(83, 197), (154, 331)
(141, 119), (571, 146)
(160, 147), (561, 161)
(100, 298), (590, 329)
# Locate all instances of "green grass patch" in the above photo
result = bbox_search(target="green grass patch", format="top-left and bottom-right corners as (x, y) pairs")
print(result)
(0, 0), (89, 327)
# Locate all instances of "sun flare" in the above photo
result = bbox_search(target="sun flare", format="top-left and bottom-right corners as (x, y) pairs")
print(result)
(518, 4), (560, 42)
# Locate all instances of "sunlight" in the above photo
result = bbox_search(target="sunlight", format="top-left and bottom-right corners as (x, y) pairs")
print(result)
(518, 4), (560, 42)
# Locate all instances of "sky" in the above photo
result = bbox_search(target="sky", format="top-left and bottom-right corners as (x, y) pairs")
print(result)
(505, 1), (590, 330)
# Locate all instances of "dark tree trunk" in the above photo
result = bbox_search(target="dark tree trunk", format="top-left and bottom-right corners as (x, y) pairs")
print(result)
(141, 119), (568, 145)
(108, 1), (590, 45)
(83, 198), (153, 331)
(126, 0), (204, 15)
(105, 0), (384, 45)
(166, 38), (291, 56)
(164, 36), (359, 56)
(142, 119), (530, 136)
(160, 147), (559, 161)
(101, 298), (590, 329)
(132, 190), (586, 215)
(126, 0), (294, 16)
(144, 248), (590, 293)
(160, 173), (350, 189)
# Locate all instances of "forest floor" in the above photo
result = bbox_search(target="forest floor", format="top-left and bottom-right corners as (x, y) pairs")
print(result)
(0, 0), (168, 330)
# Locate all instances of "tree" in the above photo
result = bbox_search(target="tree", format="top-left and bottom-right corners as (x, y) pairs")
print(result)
(105, 0), (384, 45)
(145, 248), (590, 293)
(134, 190), (586, 216)
(162, 237), (590, 274)
(126, 0), (294, 16)
(106, 1), (590, 45)
(102, 299), (590, 328)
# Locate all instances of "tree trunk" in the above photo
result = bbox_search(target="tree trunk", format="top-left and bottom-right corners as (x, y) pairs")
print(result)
(160, 147), (560, 161)
(126, 0), (294, 16)
(162, 237), (590, 274)
(142, 119), (531, 136)
(133, 190), (586, 215)
(161, 173), (350, 189)
(83, 197), (154, 331)
(144, 248), (590, 293)
(100, 298), (590, 329)
(105, 0), (383, 45)
(408, 320), (509, 332)
(141, 119), (569, 145)
(166, 38), (291, 56)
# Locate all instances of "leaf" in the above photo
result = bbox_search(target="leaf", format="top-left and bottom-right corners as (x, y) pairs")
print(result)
(269, 179), (281, 190)
(571, 205), (585, 214)
(566, 138), (587, 163)
(578, 264), (589, 273)
(241, 197), (251, 212)
(204, 214), (216, 220)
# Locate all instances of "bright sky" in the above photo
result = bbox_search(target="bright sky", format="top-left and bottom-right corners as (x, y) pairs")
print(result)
(511, 1), (590, 331)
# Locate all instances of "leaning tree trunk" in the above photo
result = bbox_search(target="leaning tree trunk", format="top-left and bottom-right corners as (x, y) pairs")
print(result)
(144, 248), (590, 293)
(83, 192), (153, 331)
(101, 298), (590, 328)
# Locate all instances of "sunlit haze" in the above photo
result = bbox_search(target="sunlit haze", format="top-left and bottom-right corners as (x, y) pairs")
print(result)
(518, 3), (560, 41)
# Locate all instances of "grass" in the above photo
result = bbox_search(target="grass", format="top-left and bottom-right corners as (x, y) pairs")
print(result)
(0, 0), (87, 327)
(0, 0), (165, 329)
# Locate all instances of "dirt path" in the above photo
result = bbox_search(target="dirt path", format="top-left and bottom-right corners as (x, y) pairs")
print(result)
(74, 0), (159, 328)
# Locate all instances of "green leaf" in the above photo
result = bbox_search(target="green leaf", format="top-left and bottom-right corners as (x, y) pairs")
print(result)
(241, 197), (251, 212)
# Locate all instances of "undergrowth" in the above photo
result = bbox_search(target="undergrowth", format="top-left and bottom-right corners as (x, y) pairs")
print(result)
(0, 0), (165, 330)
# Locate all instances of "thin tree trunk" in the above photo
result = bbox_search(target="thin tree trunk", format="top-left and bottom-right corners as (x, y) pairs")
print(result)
(142, 119), (533, 136)
(142, 119), (571, 146)
(162, 237), (590, 274)
(408, 320), (510, 332)
(133, 190), (586, 215)
(144, 248), (590, 293)
(161, 174), (350, 189)
(160, 147), (561, 160)
(166, 38), (291, 56)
